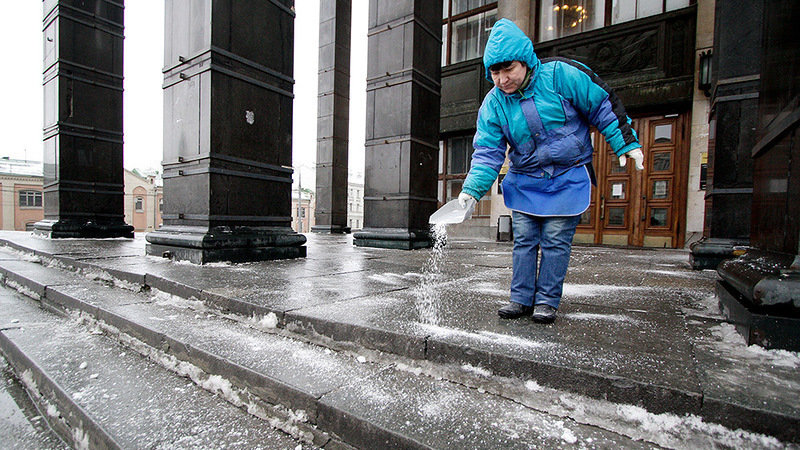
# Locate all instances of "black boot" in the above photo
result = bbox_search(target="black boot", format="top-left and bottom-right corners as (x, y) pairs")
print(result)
(532, 304), (557, 323)
(498, 302), (533, 319)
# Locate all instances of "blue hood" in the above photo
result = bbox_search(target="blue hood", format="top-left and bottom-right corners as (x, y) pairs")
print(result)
(483, 18), (539, 82)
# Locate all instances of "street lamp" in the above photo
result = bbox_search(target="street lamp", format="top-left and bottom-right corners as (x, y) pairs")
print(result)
(698, 50), (713, 97)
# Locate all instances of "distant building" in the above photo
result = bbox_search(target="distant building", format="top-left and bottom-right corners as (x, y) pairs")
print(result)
(0, 159), (163, 234)
(291, 188), (315, 233)
(0, 158), (44, 231)
(347, 181), (363, 231)
(123, 169), (163, 232)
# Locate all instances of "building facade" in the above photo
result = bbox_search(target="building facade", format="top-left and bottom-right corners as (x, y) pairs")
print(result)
(291, 188), (316, 233)
(0, 161), (163, 234)
(123, 169), (163, 233)
(439, 0), (712, 248)
(347, 181), (364, 231)
(0, 159), (44, 231)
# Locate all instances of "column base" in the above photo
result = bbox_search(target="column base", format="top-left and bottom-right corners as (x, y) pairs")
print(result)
(311, 224), (351, 234)
(34, 219), (134, 239)
(689, 237), (749, 270)
(353, 228), (432, 250)
(145, 225), (307, 264)
(716, 249), (800, 351)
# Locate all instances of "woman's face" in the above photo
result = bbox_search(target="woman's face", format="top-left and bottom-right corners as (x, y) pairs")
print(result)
(490, 61), (527, 94)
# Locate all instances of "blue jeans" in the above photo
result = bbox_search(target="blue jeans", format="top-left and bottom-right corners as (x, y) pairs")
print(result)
(510, 211), (580, 309)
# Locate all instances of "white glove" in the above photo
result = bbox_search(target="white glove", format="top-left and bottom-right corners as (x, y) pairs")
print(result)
(458, 191), (476, 208)
(619, 148), (644, 170)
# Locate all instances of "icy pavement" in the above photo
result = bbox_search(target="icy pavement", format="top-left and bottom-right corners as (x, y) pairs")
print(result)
(0, 230), (798, 446)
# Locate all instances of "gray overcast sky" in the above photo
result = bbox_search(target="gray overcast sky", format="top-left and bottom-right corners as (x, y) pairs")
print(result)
(0, 1), (368, 192)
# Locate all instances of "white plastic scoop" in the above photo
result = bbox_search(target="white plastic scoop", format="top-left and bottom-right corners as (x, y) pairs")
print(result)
(428, 198), (476, 225)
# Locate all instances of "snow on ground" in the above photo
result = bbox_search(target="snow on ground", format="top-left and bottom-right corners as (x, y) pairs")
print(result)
(645, 269), (705, 279)
(615, 404), (784, 449)
(562, 284), (645, 297)
(712, 323), (800, 368)
(368, 273), (407, 285)
(418, 323), (553, 351)
(560, 312), (642, 325)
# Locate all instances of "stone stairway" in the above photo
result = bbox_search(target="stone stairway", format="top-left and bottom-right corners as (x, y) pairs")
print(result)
(0, 239), (796, 448)
(0, 246), (647, 449)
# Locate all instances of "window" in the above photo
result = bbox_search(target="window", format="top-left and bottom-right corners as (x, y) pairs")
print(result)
(135, 197), (144, 212)
(442, 1), (497, 66)
(439, 134), (491, 217)
(611, 0), (690, 25)
(158, 197), (163, 213)
(539, 0), (604, 41)
(447, 135), (474, 174)
(538, 0), (692, 42)
(19, 190), (42, 208)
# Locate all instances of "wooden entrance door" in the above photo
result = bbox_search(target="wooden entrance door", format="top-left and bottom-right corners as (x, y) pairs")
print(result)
(576, 114), (689, 248)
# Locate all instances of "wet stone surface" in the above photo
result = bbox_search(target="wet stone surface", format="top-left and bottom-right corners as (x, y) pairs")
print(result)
(0, 291), (313, 449)
(0, 230), (797, 444)
(0, 233), (142, 258)
(0, 356), (68, 450)
(318, 364), (653, 449)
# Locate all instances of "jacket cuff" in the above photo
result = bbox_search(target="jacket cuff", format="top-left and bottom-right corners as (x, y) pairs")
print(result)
(462, 165), (499, 200)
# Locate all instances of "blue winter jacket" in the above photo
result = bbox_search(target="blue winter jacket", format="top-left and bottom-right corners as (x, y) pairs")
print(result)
(462, 19), (641, 204)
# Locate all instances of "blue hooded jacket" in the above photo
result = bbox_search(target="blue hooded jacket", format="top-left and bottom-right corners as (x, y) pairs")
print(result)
(462, 19), (641, 216)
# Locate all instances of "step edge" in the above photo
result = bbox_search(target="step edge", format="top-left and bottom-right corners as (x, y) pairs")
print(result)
(0, 331), (122, 450)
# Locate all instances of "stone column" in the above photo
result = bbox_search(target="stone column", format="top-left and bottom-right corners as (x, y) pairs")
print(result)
(145, 0), (305, 264)
(36, 0), (133, 238)
(689, 0), (761, 269)
(353, 1), (442, 249)
(312, 0), (351, 234)
(497, 0), (532, 36)
(716, 0), (800, 351)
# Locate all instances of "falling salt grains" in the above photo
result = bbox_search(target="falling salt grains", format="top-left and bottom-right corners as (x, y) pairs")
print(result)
(90, 373), (99, 379)
(415, 224), (448, 325)
(79, 362), (88, 370)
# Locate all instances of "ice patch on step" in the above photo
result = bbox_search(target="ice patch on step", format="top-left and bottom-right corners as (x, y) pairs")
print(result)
(562, 284), (645, 297)
(461, 363), (492, 378)
(525, 380), (543, 392)
(151, 289), (205, 311)
(368, 273), (407, 285)
(616, 404), (783, 449)
(473, 282), (508, 297)
(561, 312), (642, 324)
(419, 323), (553, 351)
(252, 312), (279, 329)
(711, 323), (800, 368)
(6, 280), (40, 300)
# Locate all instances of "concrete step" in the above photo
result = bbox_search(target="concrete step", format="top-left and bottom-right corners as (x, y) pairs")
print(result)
(15, 242), (800, 444)
(0, 356), (69, 449)
(0, 250), (676, 448)
(0, 287), (314, 449)
(0, 246), (793, 448)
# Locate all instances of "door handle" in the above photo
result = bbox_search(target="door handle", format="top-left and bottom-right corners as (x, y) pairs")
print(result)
(600, 196), (605, 220)
(641, 195), (647, 222)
